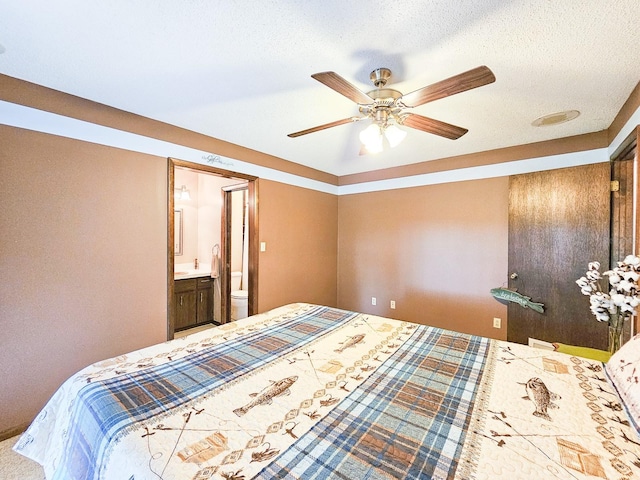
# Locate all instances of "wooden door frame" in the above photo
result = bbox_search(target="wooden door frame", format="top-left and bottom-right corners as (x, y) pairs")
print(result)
(611, 126), (639, 337)
(610, 126), (638, 251)
(167, 158), (258, 339)
(221, 183), (257, 323)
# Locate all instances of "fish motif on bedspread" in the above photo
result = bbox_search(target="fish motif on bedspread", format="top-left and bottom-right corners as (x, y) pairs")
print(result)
(233, 376), (298, 417)
(14, 303), (640, 479)
(334, 333), (365, 353)
(521, 377), (560, 421)
(471, 345), (640, 479)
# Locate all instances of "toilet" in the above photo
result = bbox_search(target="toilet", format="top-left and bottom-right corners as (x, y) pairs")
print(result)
(230, 272), (248, 320)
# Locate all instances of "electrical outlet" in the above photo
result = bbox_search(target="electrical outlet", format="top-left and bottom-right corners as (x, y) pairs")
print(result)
(371, 297), (377, 306)
(390, 300), (396, 309)
(493, 317), (501, 328)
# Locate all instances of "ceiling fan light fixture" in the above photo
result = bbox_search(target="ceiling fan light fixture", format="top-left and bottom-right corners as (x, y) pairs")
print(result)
(359, 123), (384, 154)
(384, 124), (407, 148)
(359, 121), (406, 154)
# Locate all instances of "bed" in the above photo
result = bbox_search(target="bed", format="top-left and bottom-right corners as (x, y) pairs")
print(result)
(14, 303), (640, 479)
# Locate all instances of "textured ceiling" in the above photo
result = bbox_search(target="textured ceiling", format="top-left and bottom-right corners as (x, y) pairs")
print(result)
(1, 1), (639, 176)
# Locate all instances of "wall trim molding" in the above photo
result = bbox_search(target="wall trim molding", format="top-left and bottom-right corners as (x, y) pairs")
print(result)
(338, 148), (609, 195)
(0, 100), (339, 195)
(0, 98), (637, 196)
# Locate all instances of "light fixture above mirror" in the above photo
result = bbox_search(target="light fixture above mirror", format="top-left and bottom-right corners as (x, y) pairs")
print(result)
(174, 185), (191, 200)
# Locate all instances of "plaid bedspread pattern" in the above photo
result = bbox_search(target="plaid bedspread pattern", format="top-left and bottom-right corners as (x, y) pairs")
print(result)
(258, 325), (491, 479)
(55, 305), (358, 480)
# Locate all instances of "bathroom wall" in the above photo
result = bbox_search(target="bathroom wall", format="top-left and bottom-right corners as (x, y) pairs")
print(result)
(174, 168), (244, 271)
(200, 174), (248, 272)
(230, 188), (246, 278)
(174, 169), (199, 263)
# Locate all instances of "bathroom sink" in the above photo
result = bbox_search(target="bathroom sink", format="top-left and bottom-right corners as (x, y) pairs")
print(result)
(174, 268), (211, 279)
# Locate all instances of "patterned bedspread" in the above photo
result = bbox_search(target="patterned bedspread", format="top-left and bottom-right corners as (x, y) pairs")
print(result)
(14, 303), (640, 479)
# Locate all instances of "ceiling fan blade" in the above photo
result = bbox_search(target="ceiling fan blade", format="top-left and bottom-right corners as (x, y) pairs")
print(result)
(401, 66), (496, 108)
(287, 116), (362, 138)
(311, 72), (374, 105)
(402, 113), (468, 140)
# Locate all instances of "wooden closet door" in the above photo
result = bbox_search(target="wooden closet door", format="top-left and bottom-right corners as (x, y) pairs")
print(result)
(507, 162), (610, 349)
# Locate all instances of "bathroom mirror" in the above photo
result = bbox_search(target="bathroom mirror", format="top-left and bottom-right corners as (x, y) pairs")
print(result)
(174, 209), (183, 255)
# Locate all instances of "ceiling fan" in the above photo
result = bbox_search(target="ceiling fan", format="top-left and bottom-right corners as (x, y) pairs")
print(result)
(288, 66), (496, 152)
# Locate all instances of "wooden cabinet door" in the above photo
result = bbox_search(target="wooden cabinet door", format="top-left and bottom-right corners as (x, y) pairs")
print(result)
(175, 290), (196, 330)
(507, 162), (610, 349)
(197, 278), (213, 324)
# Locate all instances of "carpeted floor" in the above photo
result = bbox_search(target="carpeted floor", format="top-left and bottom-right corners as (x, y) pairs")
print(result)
(0, 436), (45, 480)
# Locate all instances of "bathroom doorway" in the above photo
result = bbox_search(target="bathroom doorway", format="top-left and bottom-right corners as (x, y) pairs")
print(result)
(222, 183), (252, 324)
(167, 158), (258, 339)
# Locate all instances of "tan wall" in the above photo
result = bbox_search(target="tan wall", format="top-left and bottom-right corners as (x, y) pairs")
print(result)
(257, 180), (338, 311)
(0, 126), (168, 437)
(337, 177), (509, 339)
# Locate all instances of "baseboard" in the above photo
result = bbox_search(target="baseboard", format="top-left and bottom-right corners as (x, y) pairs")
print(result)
(0, 423), (29, 443)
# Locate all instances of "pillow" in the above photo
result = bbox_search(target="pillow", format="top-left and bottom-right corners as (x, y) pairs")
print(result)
(605, 333), (640, 436)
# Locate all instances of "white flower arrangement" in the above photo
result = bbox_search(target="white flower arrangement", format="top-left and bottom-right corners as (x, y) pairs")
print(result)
(576, 255), (640, 323)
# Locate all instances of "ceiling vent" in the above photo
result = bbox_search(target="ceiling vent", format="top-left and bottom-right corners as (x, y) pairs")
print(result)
(532, 110), (580, 127)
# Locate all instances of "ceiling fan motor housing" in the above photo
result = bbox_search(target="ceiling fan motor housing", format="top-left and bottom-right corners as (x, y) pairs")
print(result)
(361, 86), (403, 124)
(370, 67), (392, 88)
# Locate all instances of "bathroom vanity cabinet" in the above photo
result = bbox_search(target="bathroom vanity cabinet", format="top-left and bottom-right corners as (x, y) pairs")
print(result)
(174, 276), (213, 330)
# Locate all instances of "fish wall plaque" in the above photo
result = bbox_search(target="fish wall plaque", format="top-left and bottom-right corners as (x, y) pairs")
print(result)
(491, 287), (545, 314)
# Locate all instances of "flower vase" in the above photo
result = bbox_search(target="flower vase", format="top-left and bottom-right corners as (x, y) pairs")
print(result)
(608, 315), (624, 355)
